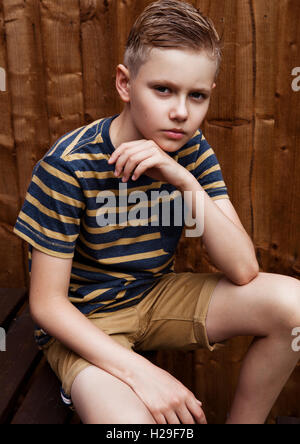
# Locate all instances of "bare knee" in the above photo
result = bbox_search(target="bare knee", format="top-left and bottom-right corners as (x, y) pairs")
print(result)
(71, 366), (156, 424)
(265, 274), (300, 333)
(282, 277), (300, 330)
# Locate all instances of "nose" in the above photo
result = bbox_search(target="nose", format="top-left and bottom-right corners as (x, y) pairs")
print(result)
(169, 96), (188, 122)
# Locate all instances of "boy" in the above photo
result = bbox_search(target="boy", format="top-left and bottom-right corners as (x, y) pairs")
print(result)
(14, 0), (300, 424)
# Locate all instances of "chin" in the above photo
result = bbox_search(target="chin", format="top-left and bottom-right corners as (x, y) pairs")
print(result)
(153, 136), (184, 152)
(159, 141), (186, 153)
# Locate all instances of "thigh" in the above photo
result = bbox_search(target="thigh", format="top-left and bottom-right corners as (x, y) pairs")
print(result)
(71, 365), (156, 424)
(44, 306), (141, 407)
(134, 271), (225, 352)
(206, 271), (300, 344)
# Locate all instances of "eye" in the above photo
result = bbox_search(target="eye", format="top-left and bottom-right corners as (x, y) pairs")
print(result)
(190, 92), (207, 101)
(154, 85), (171, 94)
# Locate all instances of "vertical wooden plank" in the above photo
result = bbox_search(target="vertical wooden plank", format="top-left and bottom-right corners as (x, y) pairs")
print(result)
(251, 0), (278, 271)
(2, 0), (54, 286)
(0, 1), (24, 286)
(270, 0), (300, 278)
(40, 0), (84, 144)
(3, 0), (50, 197)
(266, 0), (300, 421)
(79, 0), (119, 121)
(0, 4), (17, 218)
(194, 337), (253, 424)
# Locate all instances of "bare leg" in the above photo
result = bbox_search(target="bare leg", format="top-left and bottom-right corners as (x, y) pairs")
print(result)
(70, 365), (156, 424)
(205, 272), (300, 424)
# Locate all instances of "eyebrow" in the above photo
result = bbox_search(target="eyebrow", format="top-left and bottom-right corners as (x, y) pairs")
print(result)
(148, 80), (212, 95)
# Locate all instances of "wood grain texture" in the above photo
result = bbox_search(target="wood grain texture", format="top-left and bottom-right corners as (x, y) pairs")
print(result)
(0, 0), (298, 423)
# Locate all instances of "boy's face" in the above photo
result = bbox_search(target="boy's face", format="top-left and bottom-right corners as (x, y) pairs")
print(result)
(123, 48), (217, 152)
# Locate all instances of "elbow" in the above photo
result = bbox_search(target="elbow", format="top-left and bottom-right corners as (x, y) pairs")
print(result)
(29, 292), (49, 325)
(233, 260), (260, 286)
(29, 299), (42, 325)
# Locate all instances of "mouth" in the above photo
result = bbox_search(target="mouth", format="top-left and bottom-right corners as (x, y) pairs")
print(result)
(163, 129), (186, 140)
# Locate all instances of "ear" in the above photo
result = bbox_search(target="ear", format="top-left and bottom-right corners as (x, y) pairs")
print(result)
(212, 82), (216, 89)
(115, 64), (131, 103)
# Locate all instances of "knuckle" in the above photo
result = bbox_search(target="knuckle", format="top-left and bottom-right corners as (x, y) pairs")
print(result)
(152, 408), (159, 417)
(153, 405), (164, 415)
(183, 389), (192, 400)
(130, 153), (139, 163)
(149, 141), (157, 151)
(126, 158), (135, 167)
(161, 403), (170, 413)
(171, 397), (181, 408)
(196, 410), (204, 420)
(151, 410), (161, 422)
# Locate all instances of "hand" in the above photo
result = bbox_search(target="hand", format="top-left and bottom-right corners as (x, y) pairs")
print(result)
(127, 360), (207, 424)
(108, 139), (191, 189)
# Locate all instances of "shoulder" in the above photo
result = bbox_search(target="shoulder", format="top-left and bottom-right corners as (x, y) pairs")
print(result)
(35, 117), (112, 178)
(43, 118), (109, 163)
(180, 129), (209, 154)
(177, 129), (210, 163)
(193, 129), (212, 153)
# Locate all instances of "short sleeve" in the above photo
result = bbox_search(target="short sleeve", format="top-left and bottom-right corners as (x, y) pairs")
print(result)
(13, 156), (86, 258)
(193, 133), (229, 201)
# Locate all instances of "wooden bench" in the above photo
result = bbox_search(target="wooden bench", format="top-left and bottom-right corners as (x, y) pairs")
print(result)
(0, 288), (157, 424)
(0, 288), (80, 424)
(1, 288), (300, 424)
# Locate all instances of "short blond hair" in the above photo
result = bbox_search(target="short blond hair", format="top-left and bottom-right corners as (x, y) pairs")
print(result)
(124, 0), (222, 78)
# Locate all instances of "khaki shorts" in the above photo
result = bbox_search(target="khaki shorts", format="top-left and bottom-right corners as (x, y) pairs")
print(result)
(44, 271), (225, 408)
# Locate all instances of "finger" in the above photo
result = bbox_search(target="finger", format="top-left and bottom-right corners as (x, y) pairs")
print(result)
(114, 152), (129, 177)
(109, 146), (130, 171)
(131, 157), (157, 181)
(193, 408), (207, 425)
(108, 140), (144, 164)
(154, 412), (168, 425)
(199, 411), (207, 425)
(122, 152), (150, 182)
(115, 147), (147, 179)
(164, 410), (181, 424)
(112, 140), (158, 175)
(186, 399), (207, 425)
(189, 400), (207, 424)
(175, 405), (196, 424)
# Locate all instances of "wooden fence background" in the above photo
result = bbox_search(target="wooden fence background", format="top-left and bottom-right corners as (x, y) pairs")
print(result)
(0, 0), (299, 423)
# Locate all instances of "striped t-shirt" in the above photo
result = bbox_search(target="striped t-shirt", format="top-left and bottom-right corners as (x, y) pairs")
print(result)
(14, 115), (229, 348)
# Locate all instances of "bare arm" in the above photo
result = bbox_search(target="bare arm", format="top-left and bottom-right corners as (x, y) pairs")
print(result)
(106, 137), (258, 285)
(30, 247), (206, 424)
(179, 176), (259, 285)
(29, 247), (149, 383)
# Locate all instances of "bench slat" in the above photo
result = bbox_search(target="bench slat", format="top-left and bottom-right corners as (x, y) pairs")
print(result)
(276, 416), (300, 424)
(0, 306), (40, 423)
(0, 288), (27, 327)
(11, 360), (71, 424)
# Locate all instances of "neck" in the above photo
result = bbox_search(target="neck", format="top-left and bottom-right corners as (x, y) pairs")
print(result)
(109, 106), (138, 149)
